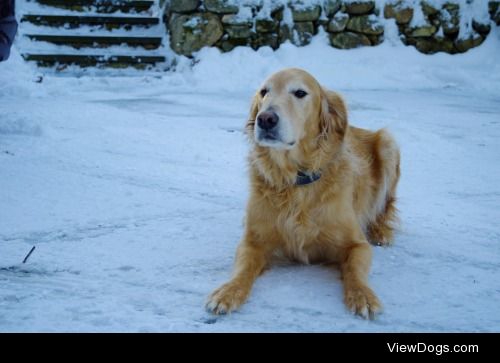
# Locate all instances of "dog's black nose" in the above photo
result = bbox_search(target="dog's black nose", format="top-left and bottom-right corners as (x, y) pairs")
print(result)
(257, 111), (279, 130)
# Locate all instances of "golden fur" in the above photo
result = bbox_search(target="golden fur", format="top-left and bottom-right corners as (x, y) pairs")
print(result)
(207, 68), (400, 319)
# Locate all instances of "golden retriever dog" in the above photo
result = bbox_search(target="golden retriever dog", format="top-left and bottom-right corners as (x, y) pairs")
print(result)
(206, 68), (400, 319)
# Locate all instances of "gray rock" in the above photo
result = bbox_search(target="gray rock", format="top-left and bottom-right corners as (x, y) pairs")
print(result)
(489, 1), (500, 24)
(254, 2), (284, 26)
(455, 33), (484, 53)
(472, 20), (491, 35)
(270, 5), (285, 21)
(221, 14), (253, 27)
(344, 1), (375, 15)
(367, 34), (383, 46)
(170, 0), (199, 13)
(443, 2), (459, 11)
(421, 1), (439, 17)
(414, 37), (455, 54)
(169, 13), (223, 56)
(330, 31), (371, 48)
(440, 6), (460, 36)
(383, 2), (396, 18)
(327, 12), (349, 32)
(256, 18), (279, 33)
(218, 37), (248, 53)
(494, 8), (500, 26)
(225, 25), (252, 39)
(293, 22), (315, 46)
(407, 25), (437, 37)
(219, 41), (236, 53)
(346, 15), (384, 35)
(251, 32), (280, 49)
(384, 2), (413, 25)
(291, 5), (322, 22)
(489, 1), (500, 16)
(323, 0), (342, 17)
(204, 0), (239, 15)
(279, 24), (293, 43)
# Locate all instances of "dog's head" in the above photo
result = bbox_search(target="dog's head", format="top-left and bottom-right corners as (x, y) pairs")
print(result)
(246, 68), (348, 151)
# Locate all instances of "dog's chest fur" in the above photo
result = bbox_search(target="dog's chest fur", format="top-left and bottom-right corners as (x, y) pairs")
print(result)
(272, 188), (327, 264)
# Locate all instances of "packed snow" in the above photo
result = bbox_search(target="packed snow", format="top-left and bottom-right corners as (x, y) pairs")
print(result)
(1, 17), (500, 331)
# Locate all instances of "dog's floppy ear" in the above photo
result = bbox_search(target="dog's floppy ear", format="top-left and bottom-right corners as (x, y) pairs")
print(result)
(319, 88), (348, 139)
(245, 93), (260, 136)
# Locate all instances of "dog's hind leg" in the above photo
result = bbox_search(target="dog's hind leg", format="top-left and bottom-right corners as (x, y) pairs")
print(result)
(367, 129), (400, 246)
(367, 194), (398, 246)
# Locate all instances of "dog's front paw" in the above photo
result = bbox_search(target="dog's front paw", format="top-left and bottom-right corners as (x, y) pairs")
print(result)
(344, 285), (382, 320)
(206, 281), (250, 315)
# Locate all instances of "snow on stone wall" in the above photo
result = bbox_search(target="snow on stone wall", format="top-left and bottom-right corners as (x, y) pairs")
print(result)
(163, 0), (499, 56)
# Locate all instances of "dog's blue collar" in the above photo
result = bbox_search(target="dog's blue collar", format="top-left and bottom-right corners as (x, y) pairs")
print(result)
(295, 170), (322, 186)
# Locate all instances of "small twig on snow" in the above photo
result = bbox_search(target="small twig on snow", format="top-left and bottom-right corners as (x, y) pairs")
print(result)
(22, 246), (36, 264)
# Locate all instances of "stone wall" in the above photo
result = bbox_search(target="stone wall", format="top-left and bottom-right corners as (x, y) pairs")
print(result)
(164, 1), (500, 57)
(386, 1), (497, 54)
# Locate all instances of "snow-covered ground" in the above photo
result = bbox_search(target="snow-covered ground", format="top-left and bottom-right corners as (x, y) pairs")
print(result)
(1, 24), (500, 331)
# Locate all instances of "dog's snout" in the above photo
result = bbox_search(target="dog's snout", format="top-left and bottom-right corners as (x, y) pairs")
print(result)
(257, 111), (279, 130)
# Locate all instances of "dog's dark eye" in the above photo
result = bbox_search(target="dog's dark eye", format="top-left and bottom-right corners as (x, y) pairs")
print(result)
(294, 89), (308, 99)
(260, 88), (268, 97)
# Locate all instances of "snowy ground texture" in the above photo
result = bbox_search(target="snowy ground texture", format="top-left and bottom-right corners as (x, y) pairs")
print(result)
(1, 24), (500, 332)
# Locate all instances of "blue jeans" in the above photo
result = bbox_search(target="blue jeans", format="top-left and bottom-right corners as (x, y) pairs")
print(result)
(0, 0), (18, 61)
